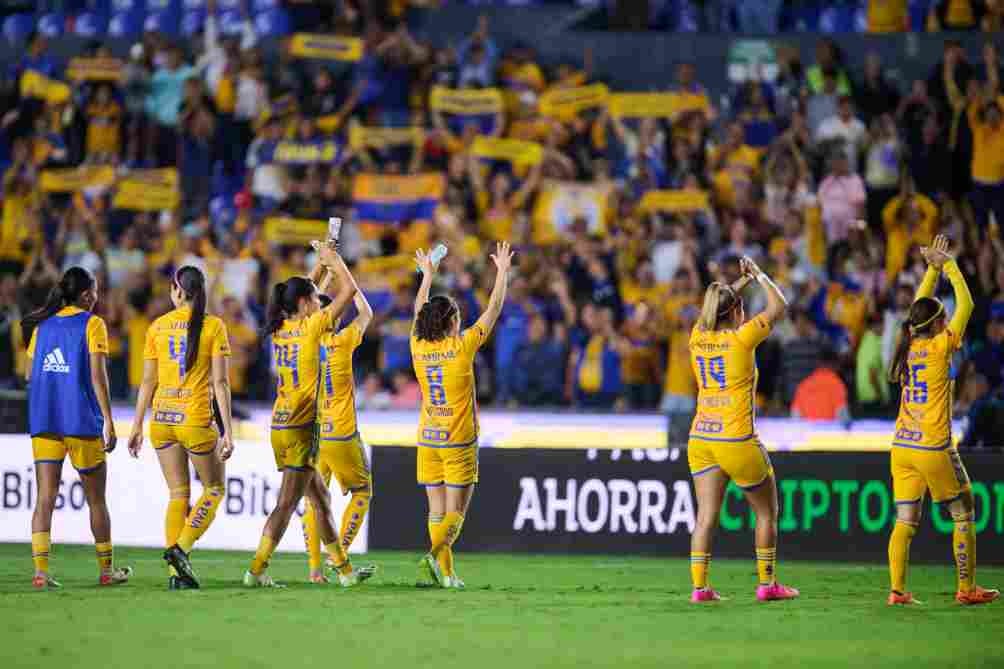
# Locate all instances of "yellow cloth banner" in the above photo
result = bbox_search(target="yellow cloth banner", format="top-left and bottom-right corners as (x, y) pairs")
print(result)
(532, 180), (612, 244)
(289, 34), (363, 62)
(20, 70), (71, 105)
(539, 83), (609, 119)
(263, 217), (329, 245)
(40, 166), (116, 192)
(608, 92), (710, 118)
(471, 136), (543, 166)
(66, 57), (124, 82)
(349, 123), (424, 150)
(639, 189), (711, 213)
(112, 169), (179, 211)
(429, 86), (504, 115)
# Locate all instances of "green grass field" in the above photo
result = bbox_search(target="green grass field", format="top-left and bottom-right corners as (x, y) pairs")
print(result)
(0, 544), (1001, 669)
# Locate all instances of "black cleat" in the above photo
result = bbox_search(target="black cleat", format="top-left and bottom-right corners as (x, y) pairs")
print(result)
(164, 545), (200, 589)
(168, 576), (198, 590)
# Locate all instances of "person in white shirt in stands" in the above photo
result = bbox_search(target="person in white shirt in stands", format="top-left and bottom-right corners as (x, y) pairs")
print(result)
(244, 116), (286, 211)
(816, 96), (867, 173)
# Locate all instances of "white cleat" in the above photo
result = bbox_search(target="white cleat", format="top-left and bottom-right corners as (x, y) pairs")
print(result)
(444, 574), (465, 590)
(243, 570), (286, 588)
(420, 553), (446, 588)
(337, 564), (377, 588)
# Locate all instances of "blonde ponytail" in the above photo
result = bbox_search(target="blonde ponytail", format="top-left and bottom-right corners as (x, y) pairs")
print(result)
(697, 282), (738, 332)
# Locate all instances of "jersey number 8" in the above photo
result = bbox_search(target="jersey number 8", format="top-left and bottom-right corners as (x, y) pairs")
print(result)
(426, 365), (447, 406)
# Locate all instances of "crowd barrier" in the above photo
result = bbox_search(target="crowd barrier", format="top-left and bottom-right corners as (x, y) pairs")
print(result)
(2, 412), (1000, 563)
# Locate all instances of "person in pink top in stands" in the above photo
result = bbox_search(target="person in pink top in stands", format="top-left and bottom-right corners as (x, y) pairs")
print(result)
(817, 152), (866, 243)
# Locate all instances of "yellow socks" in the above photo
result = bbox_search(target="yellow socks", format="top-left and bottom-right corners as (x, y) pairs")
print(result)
(302, 500), (322, 572)
(250, 535), (276, 575)
(31, 532), (50, 574)
(325, 541), (351, 576)
(177, 485), (224, 553)
(430, 511), (465, 564)
(690, 552), (710, 589)
(888, 519), (917, 593)
(339, 491), (371, 553)
(755, 547), (777, 586)
(95, 542), (113, 573)
(166, 488), (190, 577)
(428, 513), (455, 576)
(952, 512), (976, 593)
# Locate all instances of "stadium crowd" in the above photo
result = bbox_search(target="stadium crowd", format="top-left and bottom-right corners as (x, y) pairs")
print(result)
(0, 1), (1001, 447)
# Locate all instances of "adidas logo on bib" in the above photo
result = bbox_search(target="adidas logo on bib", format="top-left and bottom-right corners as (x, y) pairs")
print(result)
(42, 348), (70, 374)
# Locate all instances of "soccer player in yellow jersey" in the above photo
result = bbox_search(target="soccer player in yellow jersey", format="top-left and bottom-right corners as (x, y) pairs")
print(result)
(412, 241), (513, 588)
(687, 256), (799, 603)
(24, 267), (132, 588)
(301, 272), (374, 584)
(244, 244), (375, 588)
(886, 235), (999, 606)
(127, 266), (235, 590)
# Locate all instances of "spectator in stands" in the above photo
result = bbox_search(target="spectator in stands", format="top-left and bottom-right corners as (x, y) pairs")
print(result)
(375, 287), (414, 379)
(494, 276), (537, 406)
(244, 116), (286, 211)
(857, 54), (902, 126)
(855, 311), (889, 417)
(817, 151), (866, 243)
(512, 314), (567, 407)
(389, 369), (421, 410)
(570, 304), (623, 409)
(863, 113), (901, 229)
(791, 347), (850, 422)
(960, 91), (1004, 232)
(928, 0), (979, 30)
(867, 0), (909, 32)
(927, 39), (973, 117)
(357, 372), (392, 411)
(780, 307), (825, 405)
(806, 72), (841, 138)
(908, 114), (952, 200)
(817, 96), (867, 173)
(881, 280), (915, 370)
(0, 273), (21, 389)
(457, 16), (497, 88)
(959, 377), (1004, 450)
(882, 174), (938, 282)
(144, 44), (195, 167)
(806, 39), (851, 96)
(966, 313), (1004, 391)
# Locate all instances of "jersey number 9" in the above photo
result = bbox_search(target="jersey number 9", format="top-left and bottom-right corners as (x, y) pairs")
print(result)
(696, 355), (726, 390)
(274, 343), (300, 388)
(426, 365), (446, 406)
(168, 336), (187, 380)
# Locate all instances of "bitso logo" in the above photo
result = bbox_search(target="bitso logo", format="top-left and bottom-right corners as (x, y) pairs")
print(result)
(42, 348), (70, 374)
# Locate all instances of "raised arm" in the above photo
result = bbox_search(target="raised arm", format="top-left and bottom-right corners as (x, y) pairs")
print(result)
(473, 241), (514, 334)
(413, 248), (438, 319)
(920, 235), (973, 339)
(317, 246), (357, 324)
(741, 256), (788, 326)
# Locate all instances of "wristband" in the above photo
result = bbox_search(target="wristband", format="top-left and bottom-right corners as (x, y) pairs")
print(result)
(755, 272), (768, 283)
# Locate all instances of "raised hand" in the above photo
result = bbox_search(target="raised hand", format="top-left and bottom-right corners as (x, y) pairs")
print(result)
(920, 234), (952, 270)
(490, 241), (514, 273)
(415, 248), (435, 275)
(740, 255), (762, 277)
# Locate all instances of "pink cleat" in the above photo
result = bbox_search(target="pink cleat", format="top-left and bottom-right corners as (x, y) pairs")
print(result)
(691, 587), (722, 603)
(756, 582), (800, 601)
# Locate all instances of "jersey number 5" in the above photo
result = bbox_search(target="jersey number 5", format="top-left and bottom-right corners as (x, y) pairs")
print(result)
(426, 365), (447, 406)
(168, 336), (187, 380)
(696, 355), (726, 390)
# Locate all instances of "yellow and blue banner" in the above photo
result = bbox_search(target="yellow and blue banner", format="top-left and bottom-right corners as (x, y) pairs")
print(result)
(256, 139), (343, 165)
(608, 92), (710, 118)
(471, 136), (543, 167)
(66, 57), (124, 82)
(40, 166), (116, 192)
(639, 189), (710, 213)
(353, 173), (445, 225)
(263, 217), (329, 245)
(539, 83), (609, 120)
(429, 86), (503, 135)
(531, 180), (613, 244)
(112, 169), (179, 211)
(20, 70), (71, 105)
(289, 33), (363, 62)
(349, 123), (424, 150)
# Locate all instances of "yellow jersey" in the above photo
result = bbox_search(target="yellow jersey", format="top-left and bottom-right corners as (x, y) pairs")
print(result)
(892, 262), (972, 450)
(318, 323), (363, 439)
(143, 306), (230, 428)
(688, 316), (771, 442)
(271, 309), (336, 429)
(411, 323), (488, 448)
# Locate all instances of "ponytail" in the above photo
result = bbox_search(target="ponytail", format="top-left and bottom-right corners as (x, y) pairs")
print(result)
(264, 276), (316, 336)
(21, 266), (95, 341)
(888, 296), (944, 384)
(175, 266), (207, 372)
(415, 295), (459, 342)
(697, 282), (738, 332)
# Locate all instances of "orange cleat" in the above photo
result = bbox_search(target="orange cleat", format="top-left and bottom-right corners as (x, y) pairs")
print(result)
(887, 591), (922, 606)
(32, 574), (61, 589)
(956, 586), (1000, 605)
(309, 572), (330, 584)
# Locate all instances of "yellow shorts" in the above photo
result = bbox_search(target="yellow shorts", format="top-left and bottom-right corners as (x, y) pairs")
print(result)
(417, 444), (479, 488)
(151, 423), (218, 455)
(271, 426), (317, 471)
(32, 435), (105, 473)
(688, 437), (773, 490)
(317, 432), (372, 495)
(891, 445), (971, 504)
